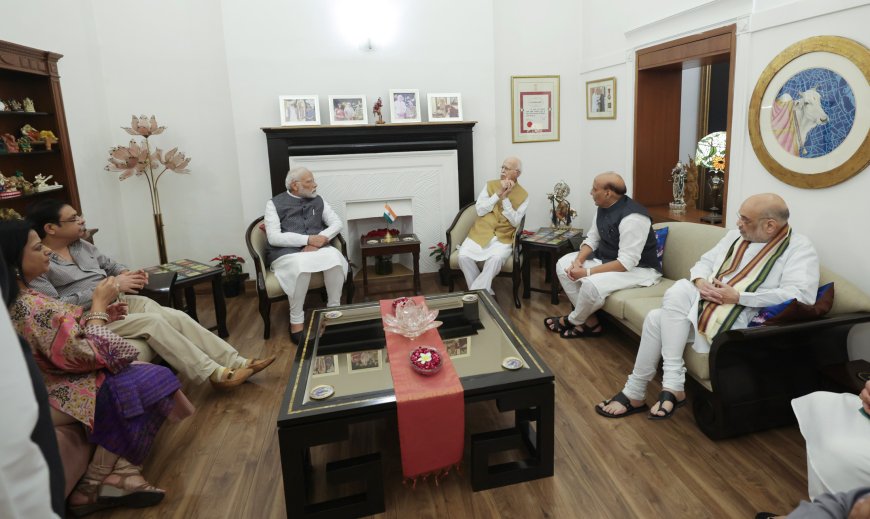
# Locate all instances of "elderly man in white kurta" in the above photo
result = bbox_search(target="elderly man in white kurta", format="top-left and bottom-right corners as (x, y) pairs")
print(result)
(264, 167), (348, 344)
(596, 193), (819, 420)
(546, 172), (662, 339)
(457, 157), (528, 296)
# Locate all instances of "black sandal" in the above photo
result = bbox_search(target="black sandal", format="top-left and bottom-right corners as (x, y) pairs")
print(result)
(559, 321), (603, 339)
(543, 315), (569, 333)
(648, 390), (686, 420)
(595, 391), (649, 418)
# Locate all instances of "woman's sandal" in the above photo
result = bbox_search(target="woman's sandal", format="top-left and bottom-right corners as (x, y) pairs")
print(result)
(543, 315), (570, 333)
(595, 391), (649, 418)
(97, 460), (166, 509)
(559, 321), (604, 339)
(648, 390), (686, 420)
(68, 478), (120, 517)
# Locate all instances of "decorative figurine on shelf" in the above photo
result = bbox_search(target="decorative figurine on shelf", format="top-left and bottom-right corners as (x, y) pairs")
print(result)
(0, 99), (6, 111)
(668, 162), (688, 213)
(33, 173), (61, 192)
(13, 170), (34, 195)
(684, 153), (699, 207)
(21, 124), (40, 142)
(39, 130), (58, 151)
(17, 136), (32, 153)
(0, 207), (23, 221)
(373, 97), (385, 124)
(547, 180), (577, 228)
(7, 99), (23, 111)
(2, 133), (20, 153)
(23, 97), (36, 112)
(0, 172), (22, 199)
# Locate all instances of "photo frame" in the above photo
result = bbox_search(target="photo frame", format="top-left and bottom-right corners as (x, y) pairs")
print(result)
(279, 95), (320, 126)
(511, 75), (560, 143)
(311, 355), (339, 378)
(427, 93), (463, 122)
(443, 337), (471, 358)
(748, 36), (870, 189)
(328, 95), (368, 125)
(389, 89), (421, 123)
(347, 349), (382, 373)
(585, 77), (616, 120)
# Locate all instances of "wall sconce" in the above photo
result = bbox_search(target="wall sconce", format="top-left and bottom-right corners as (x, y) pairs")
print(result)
(335, 0), (399, 52)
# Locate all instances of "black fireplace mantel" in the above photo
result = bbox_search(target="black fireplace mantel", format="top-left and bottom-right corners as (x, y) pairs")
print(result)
(262, 121), (477, 206)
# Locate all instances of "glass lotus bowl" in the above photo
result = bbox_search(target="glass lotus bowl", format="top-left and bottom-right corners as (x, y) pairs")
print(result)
(383, 299), (441, 339)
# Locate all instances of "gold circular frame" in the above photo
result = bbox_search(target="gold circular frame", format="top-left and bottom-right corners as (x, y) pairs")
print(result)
(748, 36), (870, 189)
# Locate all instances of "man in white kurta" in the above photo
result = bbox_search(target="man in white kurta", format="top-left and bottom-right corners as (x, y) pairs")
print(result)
(457, 157), (529, 296)
(597, 193), (819, 419)
(791, 381), (870, 499)
(547, 172), (662, 338)
(265, 167), (348, 343)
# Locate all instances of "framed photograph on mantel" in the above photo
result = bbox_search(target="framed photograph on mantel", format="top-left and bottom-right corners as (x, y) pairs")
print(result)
(328, 95), (368, 125)
(586, 77), (616, 119)
(279, 95), (320, 126)
(427, 93), (463, 122)
(511, 75), (560, 143)
(389, 89), (422, 123)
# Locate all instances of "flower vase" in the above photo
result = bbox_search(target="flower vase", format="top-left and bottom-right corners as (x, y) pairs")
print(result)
(153, 212), (168, 264)
(222, 275), (243, 298)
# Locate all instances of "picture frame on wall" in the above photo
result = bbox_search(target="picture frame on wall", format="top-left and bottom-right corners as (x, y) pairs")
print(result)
(427, 93), (463, 122)
(389, 89), (422, 123)
(328, 95), (368, 125)
(511, 75), (560, 143)
(748, 35), (870, 189)
(279, 95), (320, 126)
(585, 77), (616, 119)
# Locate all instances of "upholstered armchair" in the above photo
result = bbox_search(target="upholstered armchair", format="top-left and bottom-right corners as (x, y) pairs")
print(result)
(444, 202), (524, 308)
(245, 216), (354, 339)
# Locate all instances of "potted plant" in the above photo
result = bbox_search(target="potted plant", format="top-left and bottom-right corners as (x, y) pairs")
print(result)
(212, 254), (246, 298)
(429, 242), (450, 286)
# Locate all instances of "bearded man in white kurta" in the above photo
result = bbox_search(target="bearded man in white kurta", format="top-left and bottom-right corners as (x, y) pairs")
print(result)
(597, 193), (819, 420)
(264, 167), (348, 344)
(457, 157), (529, 296)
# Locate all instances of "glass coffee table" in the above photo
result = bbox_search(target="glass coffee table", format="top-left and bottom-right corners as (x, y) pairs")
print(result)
(277, 291), (554, 518)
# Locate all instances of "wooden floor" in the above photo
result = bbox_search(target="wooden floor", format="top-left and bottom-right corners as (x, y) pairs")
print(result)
(93, 269), (809, 519)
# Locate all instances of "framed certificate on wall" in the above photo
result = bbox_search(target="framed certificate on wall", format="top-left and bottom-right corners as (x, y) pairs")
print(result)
(511, 75), (560, 143)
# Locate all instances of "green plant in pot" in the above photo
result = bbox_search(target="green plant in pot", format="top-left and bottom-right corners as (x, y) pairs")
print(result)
(429, 241), (450, 286)
(212, 254), (245, 298)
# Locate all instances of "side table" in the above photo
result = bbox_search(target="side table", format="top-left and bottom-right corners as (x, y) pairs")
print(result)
(360, 234), (421, 299)
(141, 259), (229, 338)
(521, 228), (583, 305)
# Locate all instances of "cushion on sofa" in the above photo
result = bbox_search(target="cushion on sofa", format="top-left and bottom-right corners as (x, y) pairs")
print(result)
(684, 348), (711, 388)
(655, 226), (669, 269)
(653, 222), (727, 281)
(749, 283), (834, 327)
(820, 267), (870, 315)
(602, 280), (674, 321)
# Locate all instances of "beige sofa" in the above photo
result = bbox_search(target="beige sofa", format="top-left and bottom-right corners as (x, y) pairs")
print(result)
(600, 221), (870, 439)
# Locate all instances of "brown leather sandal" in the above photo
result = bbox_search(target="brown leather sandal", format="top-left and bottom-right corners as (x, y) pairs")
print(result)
(97, 459), (165, 509)
(68, 477), (120, 517)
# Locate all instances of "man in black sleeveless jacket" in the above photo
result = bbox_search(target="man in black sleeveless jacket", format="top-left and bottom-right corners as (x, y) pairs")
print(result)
(264, 167), (348, 343)
(544, 172), (661, 339)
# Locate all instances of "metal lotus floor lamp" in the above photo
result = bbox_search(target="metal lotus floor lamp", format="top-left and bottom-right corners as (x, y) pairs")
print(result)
(105, 115), (191, 265)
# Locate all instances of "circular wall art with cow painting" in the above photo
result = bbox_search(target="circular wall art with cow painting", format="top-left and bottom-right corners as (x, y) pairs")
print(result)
(749, 36), (870, 188)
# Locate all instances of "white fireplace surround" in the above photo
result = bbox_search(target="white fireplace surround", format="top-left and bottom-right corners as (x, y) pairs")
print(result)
(289, 150), (460, 274)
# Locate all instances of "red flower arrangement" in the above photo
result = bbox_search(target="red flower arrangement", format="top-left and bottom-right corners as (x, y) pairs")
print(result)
(428, 241), (448, 263)
(212, 254), (245, 277)
(365, 228), (400, 238)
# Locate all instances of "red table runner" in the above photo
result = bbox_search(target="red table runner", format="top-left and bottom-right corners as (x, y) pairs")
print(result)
(380, 298), (464, 480)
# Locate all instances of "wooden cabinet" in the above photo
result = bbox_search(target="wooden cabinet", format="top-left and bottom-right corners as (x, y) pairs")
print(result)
(0, 39), (79, 216)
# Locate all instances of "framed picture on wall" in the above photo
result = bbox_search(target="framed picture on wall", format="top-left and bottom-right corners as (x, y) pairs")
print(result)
(328, 95), (368, 125)
(278, 95), (320, 126)
(427, 93), (463, 122)
(511, 75), (560, 143)
(586, 77), (616, 119)
(748, 35), (870, 189)
(389, 89), (422, 123)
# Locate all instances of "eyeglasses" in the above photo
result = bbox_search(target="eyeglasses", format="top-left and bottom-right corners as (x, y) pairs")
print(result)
(500, 166), (518, 172)
(58, 214), (83, 224)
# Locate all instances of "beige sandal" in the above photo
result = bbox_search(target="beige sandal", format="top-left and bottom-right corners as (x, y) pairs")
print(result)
(97, 458), (165, 509)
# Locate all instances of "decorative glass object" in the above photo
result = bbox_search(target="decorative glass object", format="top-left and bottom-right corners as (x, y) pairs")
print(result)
(695, 131), (727, 224)
(383, 299), (442, 339)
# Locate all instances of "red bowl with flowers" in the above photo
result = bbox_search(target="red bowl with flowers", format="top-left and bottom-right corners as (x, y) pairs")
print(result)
(409, 346), (442, 375)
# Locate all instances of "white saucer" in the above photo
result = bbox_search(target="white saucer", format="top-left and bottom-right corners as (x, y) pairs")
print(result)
(501, 356), (524, 370)
(461, 294), (479, 303)
(401, 237), (416, 241)
(309, 384), (335, 400)
(366, 239), (379, 244)
(324, 310), (342, 319)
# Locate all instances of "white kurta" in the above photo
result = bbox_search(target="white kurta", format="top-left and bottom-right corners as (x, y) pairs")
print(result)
(792, 391), (870, 499)
(684, 229), (819, 353)
(458, 185), (529, 261)
(264, 194), (348, 296)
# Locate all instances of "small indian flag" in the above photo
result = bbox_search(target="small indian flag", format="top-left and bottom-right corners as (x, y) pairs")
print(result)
(383, 203), (398, 224)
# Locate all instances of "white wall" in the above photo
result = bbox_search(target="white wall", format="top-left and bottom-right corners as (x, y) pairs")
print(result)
(679, 67), (701, 162)
(579, 0), (870, 297)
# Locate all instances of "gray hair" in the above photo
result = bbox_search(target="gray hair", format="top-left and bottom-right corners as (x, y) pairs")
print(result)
(284, 166), (311, 190)
(514, 158), (523, 174)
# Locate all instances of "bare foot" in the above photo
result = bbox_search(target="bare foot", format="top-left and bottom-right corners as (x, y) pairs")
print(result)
(650, 389), (686, 417)
(598, 397), (645, 416)
(102, 468), (165, 495)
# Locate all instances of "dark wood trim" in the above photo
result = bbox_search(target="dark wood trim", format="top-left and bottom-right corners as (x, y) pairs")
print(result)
(262, 121), (477, 207)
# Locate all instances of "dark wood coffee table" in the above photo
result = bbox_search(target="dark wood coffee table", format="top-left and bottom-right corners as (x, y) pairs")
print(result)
(277, 291), (555, 518)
